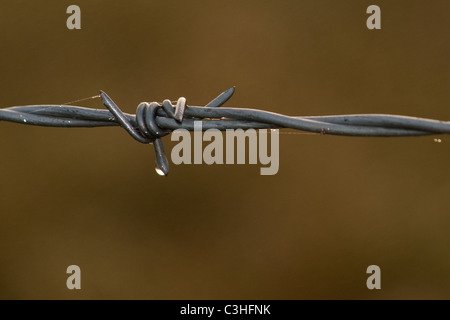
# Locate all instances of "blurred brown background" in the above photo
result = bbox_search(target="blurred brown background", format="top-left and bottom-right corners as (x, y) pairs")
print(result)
(0, 0), (449, 299)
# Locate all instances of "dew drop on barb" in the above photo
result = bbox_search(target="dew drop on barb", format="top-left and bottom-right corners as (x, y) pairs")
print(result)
(434, 138), (442, 143)
(155, 166), (166, 176)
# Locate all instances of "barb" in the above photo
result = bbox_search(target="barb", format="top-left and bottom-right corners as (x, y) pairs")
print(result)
(1, 87), (449, 175)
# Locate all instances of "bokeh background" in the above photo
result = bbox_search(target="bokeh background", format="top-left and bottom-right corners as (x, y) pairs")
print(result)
(0, 0), (449, 299)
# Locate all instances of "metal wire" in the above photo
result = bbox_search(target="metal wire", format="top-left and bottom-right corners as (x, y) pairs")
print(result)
(1, 87), (449, 175)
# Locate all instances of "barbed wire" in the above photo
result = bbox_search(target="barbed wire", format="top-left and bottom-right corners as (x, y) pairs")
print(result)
(1, 87), (449, 175)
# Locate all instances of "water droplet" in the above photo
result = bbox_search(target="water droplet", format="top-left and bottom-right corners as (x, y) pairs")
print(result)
(434, 138), (442, 143)
(155, 166), (166, 176)
(23, 119), (27, 123)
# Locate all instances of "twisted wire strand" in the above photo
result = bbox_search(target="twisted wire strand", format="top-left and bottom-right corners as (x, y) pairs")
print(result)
(1, 87), (449, 175)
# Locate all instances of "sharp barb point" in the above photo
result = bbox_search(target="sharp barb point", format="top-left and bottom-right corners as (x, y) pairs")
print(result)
(204, 86), (235, 108)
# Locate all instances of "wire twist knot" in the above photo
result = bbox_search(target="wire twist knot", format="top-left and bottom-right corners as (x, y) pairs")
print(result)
(100, 88), (235, 176)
